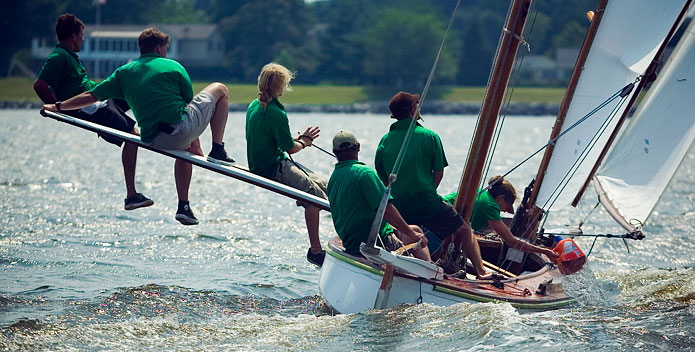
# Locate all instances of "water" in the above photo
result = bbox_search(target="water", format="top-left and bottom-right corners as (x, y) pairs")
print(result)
(1, 110), (694, 351)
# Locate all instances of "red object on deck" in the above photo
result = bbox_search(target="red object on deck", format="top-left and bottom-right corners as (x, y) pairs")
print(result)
(553, 239), (587, 275)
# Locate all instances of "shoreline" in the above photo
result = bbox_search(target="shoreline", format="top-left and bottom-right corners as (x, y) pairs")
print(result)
(1, 100), (560, 116)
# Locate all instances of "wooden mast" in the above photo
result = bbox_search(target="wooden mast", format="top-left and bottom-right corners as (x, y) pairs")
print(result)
(569, 0), (694, 207)
(510, 0), (608, 238)
(454, 0), (532, 219)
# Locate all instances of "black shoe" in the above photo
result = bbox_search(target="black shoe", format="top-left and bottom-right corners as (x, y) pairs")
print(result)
(207, 145), (235, 166)
(124, 193), (154, 210)
(175, 203), (199, 225)
(307, 248), (325, 267)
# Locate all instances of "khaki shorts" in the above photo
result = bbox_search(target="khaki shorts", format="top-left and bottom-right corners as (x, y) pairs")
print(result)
(149, 91), (216, 150)
(273, 159), (328, 207)
(382, 233), (401, 252)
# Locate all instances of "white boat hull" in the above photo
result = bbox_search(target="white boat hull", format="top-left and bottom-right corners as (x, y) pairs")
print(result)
(319, 238), (574, 314)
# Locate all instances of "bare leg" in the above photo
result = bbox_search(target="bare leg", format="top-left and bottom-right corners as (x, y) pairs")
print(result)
(122, 142), (138, 198)
(305, 206), (323, 253)
(187, 137), (204, 156)
(408, 225), (432, 261)
(174, 160), (192, 202)
(202, 82), (229, 144)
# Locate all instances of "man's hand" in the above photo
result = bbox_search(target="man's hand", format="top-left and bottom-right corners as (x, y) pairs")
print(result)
(41, 103), (58, 114)
(402, 225), (427, 247)
(298, 126), (320, 147)
(543, 248), (559, 261)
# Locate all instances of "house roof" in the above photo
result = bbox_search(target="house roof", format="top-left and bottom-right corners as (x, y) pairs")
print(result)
(84, 24), (217, 40)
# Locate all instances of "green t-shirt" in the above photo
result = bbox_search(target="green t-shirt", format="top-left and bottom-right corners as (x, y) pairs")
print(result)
(90, 53), (193, 142)
(245, 98), (294, 178)
(443, 190), (501, 232)
(36, 44), (97, 101)
(327, 160), (393, 255)
(374, 119), (448, 223)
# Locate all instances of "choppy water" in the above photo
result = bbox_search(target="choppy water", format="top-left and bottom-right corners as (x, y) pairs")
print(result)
(1, 110), (694, 351)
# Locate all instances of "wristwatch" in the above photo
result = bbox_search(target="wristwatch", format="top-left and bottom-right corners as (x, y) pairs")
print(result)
(55, 101), (62, 111)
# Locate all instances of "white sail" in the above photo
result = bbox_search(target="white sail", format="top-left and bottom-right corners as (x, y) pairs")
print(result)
(534, 0), (688, 211)
(594, 19), (695, 231)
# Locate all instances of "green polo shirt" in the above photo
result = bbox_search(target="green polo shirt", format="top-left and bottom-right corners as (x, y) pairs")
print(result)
(375, 119), (448, 223)
(442, 190), (501, 232)
(245, 98), (294, 178)
(36, 44), (97, 101)
(90, 53), (193, 142)
(327, 160), (393, 255)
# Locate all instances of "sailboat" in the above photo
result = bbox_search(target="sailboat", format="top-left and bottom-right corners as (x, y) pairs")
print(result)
(318, 0), (694, 314)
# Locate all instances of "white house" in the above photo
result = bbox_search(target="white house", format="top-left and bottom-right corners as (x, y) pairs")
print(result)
(32, 24), (224, 78)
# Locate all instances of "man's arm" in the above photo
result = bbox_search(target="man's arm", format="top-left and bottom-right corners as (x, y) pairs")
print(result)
(383, 203), (427, 246)
(489, 219), (558, 260)
(41, 91), (98, 113)
(33, 79), (56, 104)
(433, 169), (444, 188)
(287, 126), (320, 154)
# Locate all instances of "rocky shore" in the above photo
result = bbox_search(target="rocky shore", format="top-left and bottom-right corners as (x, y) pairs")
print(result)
(3, 100), (560, 116)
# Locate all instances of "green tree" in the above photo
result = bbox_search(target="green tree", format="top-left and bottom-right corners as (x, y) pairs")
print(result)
(360, 8), (457, 89)
(218, 0), (317, 82)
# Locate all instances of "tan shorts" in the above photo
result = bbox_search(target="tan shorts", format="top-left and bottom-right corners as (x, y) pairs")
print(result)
(149, 91), (216, 150)
(382, 233), (401, 252)
(273, 159), (328, 208)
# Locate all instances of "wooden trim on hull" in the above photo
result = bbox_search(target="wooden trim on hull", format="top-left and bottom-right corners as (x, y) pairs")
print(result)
(323, 238), (574, 310)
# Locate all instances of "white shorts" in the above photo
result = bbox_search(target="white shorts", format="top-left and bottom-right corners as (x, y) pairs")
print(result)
(149, 91), (216, 150)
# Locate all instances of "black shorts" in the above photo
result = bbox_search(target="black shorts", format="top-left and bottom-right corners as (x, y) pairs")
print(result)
(73, 99), (136, 147)
(418, 201), (464, 240)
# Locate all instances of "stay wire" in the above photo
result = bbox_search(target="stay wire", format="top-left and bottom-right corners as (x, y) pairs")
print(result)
(475, 0), (541, 228)
(366, 0), (462, 247)
(540, 88), (631, 212)
(474, 84), (629, 202)
(481, 0), (541, 190)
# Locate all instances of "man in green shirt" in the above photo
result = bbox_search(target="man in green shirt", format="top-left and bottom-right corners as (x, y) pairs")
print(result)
(375, 91), (490, 278)
(34, 14), (153, 211)
(327, 130), (430, 261)
(41, 27), (235, 226)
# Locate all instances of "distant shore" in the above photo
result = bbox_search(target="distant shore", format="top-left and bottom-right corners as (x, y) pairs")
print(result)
(1, 100), (560, 116)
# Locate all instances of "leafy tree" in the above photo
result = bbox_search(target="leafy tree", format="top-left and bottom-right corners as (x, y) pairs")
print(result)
(218, 0), (317, 82)
(551, 20), (588, 50)
(360, 8), (457, 89)
(310, 0), (377, 84)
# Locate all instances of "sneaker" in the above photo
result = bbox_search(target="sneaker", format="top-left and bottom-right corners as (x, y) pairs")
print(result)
(124, 193), (154, 210)
(175, 203), (199, 225)
(207, 146), (235, 166)
(307, 248), (325, 267)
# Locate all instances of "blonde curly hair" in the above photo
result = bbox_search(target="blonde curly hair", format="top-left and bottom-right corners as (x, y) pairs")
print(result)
(257, 63), (294, 108)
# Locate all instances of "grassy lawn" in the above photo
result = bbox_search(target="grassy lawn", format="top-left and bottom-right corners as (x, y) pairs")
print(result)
(2, 77), (565, 105)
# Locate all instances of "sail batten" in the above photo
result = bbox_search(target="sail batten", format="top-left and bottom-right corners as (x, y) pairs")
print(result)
(534, 0), (688, 211)
(594, 18), (695, 230)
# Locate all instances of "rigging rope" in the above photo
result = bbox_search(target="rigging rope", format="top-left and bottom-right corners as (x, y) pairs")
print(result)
(366, 0), (462, 247)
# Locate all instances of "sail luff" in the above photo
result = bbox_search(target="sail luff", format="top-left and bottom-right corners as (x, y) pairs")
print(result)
(594, 16), (695, 230)
(570, 0), (694, 207)
(523, 0), (607, 212)
(532, 0), (689, 212)
(454, 0), (532, 220)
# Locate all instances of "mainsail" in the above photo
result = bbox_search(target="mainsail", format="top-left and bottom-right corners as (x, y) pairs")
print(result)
(533, 0), (688, 211)
(593, 18), (695, 231)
